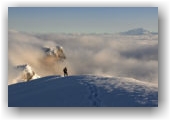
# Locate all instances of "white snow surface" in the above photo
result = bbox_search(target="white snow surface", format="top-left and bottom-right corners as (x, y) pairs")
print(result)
(8, 75), (158, 107)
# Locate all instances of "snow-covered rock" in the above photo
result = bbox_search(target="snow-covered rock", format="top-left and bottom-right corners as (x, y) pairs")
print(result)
(11, 64), (40, 84)
(42, 45), (66, 60)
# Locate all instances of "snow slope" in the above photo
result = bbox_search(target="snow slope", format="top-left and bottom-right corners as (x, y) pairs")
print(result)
(8, 75), (158, 107)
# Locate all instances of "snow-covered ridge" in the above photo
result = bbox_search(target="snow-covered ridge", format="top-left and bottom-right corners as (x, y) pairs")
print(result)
(8, 75), (158, 107)
(84, 75), (158, 92)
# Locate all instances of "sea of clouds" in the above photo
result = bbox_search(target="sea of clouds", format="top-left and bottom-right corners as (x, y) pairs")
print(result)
(8, 30), (158, 84)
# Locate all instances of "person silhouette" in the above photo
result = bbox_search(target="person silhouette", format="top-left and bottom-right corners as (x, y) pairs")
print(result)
(63, 67), (68, 77)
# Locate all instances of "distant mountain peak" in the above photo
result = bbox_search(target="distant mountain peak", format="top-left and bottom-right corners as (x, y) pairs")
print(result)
(120, 28), (157, 35)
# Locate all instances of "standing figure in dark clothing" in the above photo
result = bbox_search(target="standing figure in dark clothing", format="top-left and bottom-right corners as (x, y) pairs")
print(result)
(63, 67), (68, 77)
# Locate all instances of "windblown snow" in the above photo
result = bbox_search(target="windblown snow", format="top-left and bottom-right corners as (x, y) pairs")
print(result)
(8, 75), (158, 107)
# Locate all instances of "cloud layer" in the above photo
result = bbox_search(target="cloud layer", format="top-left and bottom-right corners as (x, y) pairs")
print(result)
(8, 30), (158, 84)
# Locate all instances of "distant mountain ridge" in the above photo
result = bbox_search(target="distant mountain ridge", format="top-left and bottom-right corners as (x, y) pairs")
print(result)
(120, 28), (158, 35)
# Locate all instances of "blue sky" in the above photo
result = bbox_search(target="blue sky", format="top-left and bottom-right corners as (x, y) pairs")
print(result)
(8, 7), (158, 33)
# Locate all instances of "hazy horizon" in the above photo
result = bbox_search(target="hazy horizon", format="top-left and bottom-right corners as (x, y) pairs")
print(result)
(8, 7), (158, 85)
(8, 7), (158, 34)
